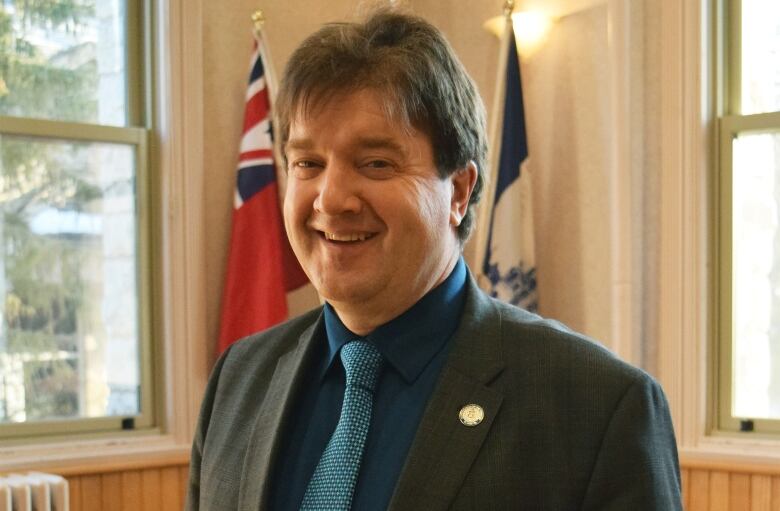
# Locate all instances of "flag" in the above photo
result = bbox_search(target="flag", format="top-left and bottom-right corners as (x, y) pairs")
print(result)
(217, 29), (309, 354)
(480, 19), (538, 311)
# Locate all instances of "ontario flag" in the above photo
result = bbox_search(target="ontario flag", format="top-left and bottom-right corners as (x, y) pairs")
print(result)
(480, 17), (538, 311)
(217, 29), (308, 354)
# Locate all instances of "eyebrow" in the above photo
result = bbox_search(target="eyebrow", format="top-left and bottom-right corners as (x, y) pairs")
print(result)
(285, 136), (408, 157)
(285, 138), (316, 152)
(354, 136), (407, 155)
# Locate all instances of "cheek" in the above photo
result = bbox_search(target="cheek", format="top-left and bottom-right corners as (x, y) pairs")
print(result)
(284, 182), (310, 222)
(283, 186), (311, 247)
(282, 192), (295, 229)
(412, 184), (452, 231)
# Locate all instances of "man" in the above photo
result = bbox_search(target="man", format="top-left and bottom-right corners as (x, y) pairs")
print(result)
(187, 9), (682, 511)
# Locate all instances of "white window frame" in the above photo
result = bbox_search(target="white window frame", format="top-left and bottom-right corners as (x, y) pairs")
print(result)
(0, 1), (156, 440)
(0, 0), (208, 470)
(658, 0), (780, 469)
(0, 117), (154, 440)
(715, 0), (780, 435)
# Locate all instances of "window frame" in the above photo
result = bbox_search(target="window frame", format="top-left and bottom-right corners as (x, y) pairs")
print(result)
(0, 0), (207, 472)
(656, 0), (780, 471)
(0, 0), (157, 442)
(715, 0), (780, 435)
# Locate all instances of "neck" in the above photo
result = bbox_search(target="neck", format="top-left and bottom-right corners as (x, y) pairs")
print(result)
(331, 252), (460, 336)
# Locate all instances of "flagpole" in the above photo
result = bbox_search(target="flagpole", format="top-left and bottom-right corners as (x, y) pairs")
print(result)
(250, 10), (290, 204)
(503, 0), (514, 17)
(251, 9), (265, 29)
(251, 10), (279, 98)
(475, 1), (513, 290)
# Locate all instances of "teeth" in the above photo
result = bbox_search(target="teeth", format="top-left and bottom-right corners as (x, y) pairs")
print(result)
(324, 232), (372, 242)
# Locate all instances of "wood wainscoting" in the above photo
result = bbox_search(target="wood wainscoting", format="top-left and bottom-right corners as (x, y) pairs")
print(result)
(681, 459), (780, 511)
(47, 455), (780, 510)
(53, 453), (190, 511)
(66, 464), (189, 511)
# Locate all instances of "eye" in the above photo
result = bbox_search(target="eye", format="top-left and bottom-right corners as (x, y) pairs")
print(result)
(289, 159), (323, 178)
(360, 159), (396, 179)
(364, 160), (390, 169)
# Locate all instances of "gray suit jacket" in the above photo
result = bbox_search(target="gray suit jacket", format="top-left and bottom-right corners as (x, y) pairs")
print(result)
(187, 276), (682, 510)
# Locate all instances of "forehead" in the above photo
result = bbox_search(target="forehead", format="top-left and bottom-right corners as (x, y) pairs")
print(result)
(290, 89), (388, 129)
(286, 88), (428, 146)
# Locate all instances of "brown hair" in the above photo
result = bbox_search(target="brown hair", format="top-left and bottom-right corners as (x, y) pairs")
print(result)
(275, 8), (487, 243)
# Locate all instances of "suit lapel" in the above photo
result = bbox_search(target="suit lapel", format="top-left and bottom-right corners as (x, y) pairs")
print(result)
(237, 315), (324, 511)
(389, 279), (505, 511)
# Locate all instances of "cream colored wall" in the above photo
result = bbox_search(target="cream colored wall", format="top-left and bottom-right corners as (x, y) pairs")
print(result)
(514, 5), (614, 343)
(201, 0), (621, 355)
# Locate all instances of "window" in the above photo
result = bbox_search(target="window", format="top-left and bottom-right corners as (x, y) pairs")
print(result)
(717, 0), (780, 433)
(0, 0), (155, 440)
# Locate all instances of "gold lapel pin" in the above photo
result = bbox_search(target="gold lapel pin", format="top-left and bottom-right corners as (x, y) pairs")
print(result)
(459, 404), (485, 427)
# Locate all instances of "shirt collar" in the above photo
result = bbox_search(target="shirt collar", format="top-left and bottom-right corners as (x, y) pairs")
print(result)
(322, 257), (468, 384)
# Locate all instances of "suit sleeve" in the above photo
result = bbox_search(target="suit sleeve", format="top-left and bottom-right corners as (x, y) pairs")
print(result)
(184, 347), (232, 511)
(580, 373), (683, 511)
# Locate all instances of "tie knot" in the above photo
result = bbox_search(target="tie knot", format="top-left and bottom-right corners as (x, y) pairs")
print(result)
(340, 340), (383, 392)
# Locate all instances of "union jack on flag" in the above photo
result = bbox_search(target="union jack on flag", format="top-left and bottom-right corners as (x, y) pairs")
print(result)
(217, 28), (308, 354)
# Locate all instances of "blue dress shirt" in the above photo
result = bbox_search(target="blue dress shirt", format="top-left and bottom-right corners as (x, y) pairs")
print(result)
(269, 258), (468, 511)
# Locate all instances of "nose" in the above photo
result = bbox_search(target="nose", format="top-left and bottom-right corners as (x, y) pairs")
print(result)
(313, 162), (362, 215)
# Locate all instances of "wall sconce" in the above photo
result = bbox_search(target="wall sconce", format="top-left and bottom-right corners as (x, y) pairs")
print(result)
(483, 10), (554, 57)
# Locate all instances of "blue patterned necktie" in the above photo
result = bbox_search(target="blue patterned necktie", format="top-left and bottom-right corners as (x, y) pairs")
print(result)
(300, 340), (384, 510)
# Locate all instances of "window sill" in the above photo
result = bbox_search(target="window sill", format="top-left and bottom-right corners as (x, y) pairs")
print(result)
(680, 437), (780, 476)
(0, 433), (190, 475)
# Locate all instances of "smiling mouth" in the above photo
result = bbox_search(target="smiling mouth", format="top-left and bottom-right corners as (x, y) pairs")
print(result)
(321, 231), (376, 242)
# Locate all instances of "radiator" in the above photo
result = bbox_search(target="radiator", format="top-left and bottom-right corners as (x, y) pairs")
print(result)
(0, 472), (68, 511)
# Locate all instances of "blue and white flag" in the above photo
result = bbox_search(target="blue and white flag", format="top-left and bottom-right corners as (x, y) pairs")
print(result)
(480, 19), (538, 311)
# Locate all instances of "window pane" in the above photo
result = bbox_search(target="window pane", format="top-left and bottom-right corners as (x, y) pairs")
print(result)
(732, 131), (780, 420)
(741, 0), (780, 115)
(0, 135), (139, 423)
(0, 0), (128, 126)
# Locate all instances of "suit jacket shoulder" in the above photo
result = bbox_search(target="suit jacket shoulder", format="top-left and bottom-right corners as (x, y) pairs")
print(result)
(219, 307), (323, 390)
(186, 307), (324, 511)
(389, 279), (682, 511)
(494, 295), (654, 398)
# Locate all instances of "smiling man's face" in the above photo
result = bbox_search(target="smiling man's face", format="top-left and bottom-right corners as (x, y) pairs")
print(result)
(283, 89), (472, 331)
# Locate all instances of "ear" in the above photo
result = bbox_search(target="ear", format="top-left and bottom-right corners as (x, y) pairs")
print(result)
(449, 161), (478, 227)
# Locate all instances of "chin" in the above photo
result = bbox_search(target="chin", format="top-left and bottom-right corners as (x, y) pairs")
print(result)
(317, 280), (379, 306)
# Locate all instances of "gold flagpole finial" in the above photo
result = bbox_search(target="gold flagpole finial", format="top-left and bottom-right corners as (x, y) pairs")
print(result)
(252, 9), (265, 30)
(502, 0), (514, 18)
